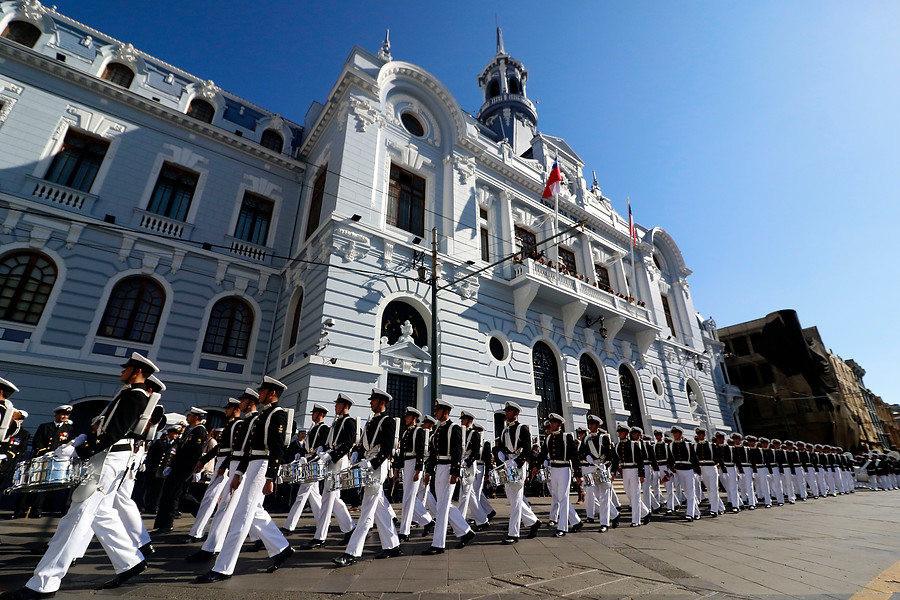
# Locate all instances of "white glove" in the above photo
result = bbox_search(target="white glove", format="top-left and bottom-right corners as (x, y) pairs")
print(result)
(71, 434), (87, 447)
(298, 457), (307, 465)
(55, 444), (77, 458)
(162, 466), (172, 477)
(497, 451), (506, 462)
(316, 446), (324, 454)
(504, 459), (517, 469)
(586, 456), (595, 464)
(139, 463), (146, 472)
(191, 472), (201, 483)
(319, 452), (332, 464)
(543, 460), (549, 467)
(0, 454), (8, 461)
(350, 451), (359, 464)
(276, 475), (284, 484)
(359, 459), (370, 470)
(295, 453), (303, 461)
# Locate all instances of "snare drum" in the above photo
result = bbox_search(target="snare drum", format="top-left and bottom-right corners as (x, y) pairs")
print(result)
(325, 465), (377, 492)
(297, 460), (327, 484)
(536, 466), (551, 483)
(583, 465), (611, 487)
(5, 455), (89, 494)
(488, 463), (521, 486)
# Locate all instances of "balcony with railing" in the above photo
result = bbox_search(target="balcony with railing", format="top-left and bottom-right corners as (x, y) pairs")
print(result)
(225, 235), (272, 264)
(24, 175), (98, 213)
(132, 208), (194, 239)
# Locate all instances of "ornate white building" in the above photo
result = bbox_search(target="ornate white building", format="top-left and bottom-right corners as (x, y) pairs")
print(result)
(0, 1), (740, 437)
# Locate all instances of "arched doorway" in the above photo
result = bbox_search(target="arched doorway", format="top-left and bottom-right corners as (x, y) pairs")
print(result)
(618, 365), (643, 429)
(533, 341), (563, 427)
(381, 299), (428, 348)
(580, 355), (610, 427)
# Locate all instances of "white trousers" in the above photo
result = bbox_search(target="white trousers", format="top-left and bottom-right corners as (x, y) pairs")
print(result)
(27, 451), (144, 594)
(662, 469), (679, 510)
(621, 468), (646, 524)
(754, 470), (772, 505)
(649, 467), (663, 506)
(781, 469), (796, 501)
(550, 466), (580, 531)
(700, 465), (724, 513)
(315, 456), (354, 540)
(723, 466), (740, 508)
(805, 467), (820, 497)
(816, 468), (828, 496)
(399, 459), (422, 536)
(674, 469), (698, 518)
(212, 459), (289, 576)
(584, 466), (612, 526)
(285, 480), (322, 531)
(505, 465), (537, 537)
(190, 456), (229, 538)
(739, 469), (756, 506)
(345, 461), (398, 557)
(475, 464), (494, 519)
(793, 469), (807, 499)
(202, 460), (264, 553)
(431, 464), (472, 548)
(770, 468), (785, 502)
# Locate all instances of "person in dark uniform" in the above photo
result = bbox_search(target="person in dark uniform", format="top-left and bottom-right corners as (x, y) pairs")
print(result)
(195, 377), (294, 583)
(8, 353), (157, 599)
(282, 404), (330, 534)
(395, 406), (426, 542)
(747, 436), (769, 508)
(1, 413), (29, 494)
(333, 389), (403, 566)
(533, 413), (582, 537)
(143, 425), (179, 513)
(615, 423), (646, 527)
(580, 414), (616, 531)
(153, 407), (208, 533)
(694, 428), (724, 517)
(494, 401), (540, 544)
(667, 426), (699, 522)
(13, 405), (73, 518)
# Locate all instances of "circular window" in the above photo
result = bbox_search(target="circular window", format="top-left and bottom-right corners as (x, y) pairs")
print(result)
(400, 112), (424, 137)
(652, 376), (663, 397)
(489, 336), (507, 362)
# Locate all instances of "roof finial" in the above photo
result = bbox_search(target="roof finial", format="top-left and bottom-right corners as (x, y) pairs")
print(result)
(496, 26), (505, 55)
(378, 28), (392, 61)
(592, 170), (600, 191)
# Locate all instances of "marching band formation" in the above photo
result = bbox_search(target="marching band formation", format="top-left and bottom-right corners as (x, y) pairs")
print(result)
(1, 359), (898, 599)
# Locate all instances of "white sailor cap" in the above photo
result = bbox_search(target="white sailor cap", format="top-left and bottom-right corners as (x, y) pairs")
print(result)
(587, 414), (603, 426)
(120, 352), (159, 374)
(311, 403), (329, 414)
(434, 398), (454, 412)
(630, 426), (643, 435)
(165, 423), (182, 432)
(771, 438), (782, 445)
(548, 413), (564, 423)
(335, 393), (354, 406)
(671, 425), (684, 434)
(405, 406), (422, 418)
(504, 401), (522, 413)
(0, 376), (20, 395)
(259, 376), (287, 393)
(225, 397), (241, 408)
(54, 404), (73, 413)
(241, 387), (260, 400)
(297, 427), (307, 434)
(460, 410), (475, 420)
(653, 428), (664, 435)
(714, 431), (726, 438)
(473, 423), (484, 431)
(423, 415), (436, 425)
(616, 423), (629, 432)
(188, 407), (207, 416)
(368, 388), (392, 403)
(146, 375), (166, 393)
(695, 427), (706, 434)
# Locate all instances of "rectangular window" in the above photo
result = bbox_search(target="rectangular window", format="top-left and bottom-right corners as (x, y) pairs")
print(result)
(44, 130), (110, 192)
(661, 294), (677, 336)
(480, 227), (490, 262)
(558, 248), (577, 275)
(731, 336), (750, 356)
(479, 207), (488, 221)
(234, 192), (274, 246)
(514, 226), (537, 257)
(146, 163), (198, 221)
(387, 164), (425, 237)
(594, 263), (611, 289)
(305, 166), (326, 240)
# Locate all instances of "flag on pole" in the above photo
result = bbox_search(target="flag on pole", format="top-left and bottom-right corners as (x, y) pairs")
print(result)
(627, 198), (638, 245)
(542, 160), (562, 199)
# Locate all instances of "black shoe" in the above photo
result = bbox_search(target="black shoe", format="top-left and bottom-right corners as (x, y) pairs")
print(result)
(249, 539), (265, 552)
(398, 534), (409, 542)
(599, 525), (609, 533)
(749, 505), (757, 510)
(99, 560), (147, 589)
(684, 516), (693, 522)
(502, 536), (519, 544)
(332, 553), (357, 568)
(151, 526), (173, 535)
(280, 527), (293, 535)
(585, 517), (595, 523)
(342, 528), (355, 544)
(181, 535), (202, 544)
(527, 520), (542, 539)
(548, 520), (557, 528)
(694, 515), (701, 520)
(185, 549), (217, 563)
(266, 545), (294, 573)
(571, 521), (584, 533)
(553, 530), (566, 537)
(194, 571), (231, 584)
(422, 546), (445, 555)
(707, 512), (717, 518)
(31, 511), (43, 519)
(139, 542), (155, 556)
(302, 539), (325, 550)
(731, 507), (740, 513)
(611, 515), (620, 528)
(486, 510), (497, 521)
(455, 530), (476, 549)
(778, 503), (784, 506)
(375, 546), (403, 559)
(473, 522), (490, 532)
(630, 522), (641, 527)
(2, 587), (56, 599)
(393, 516), (400, 527)
(641, 515), (651, 525)
(422, 521), (435, 537)
(665, 509), (674, 516)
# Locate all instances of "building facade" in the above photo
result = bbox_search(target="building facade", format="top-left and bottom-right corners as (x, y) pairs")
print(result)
(0, 2), (740, 438)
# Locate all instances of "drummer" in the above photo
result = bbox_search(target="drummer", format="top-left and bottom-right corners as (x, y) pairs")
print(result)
(282, 403), (329, 534)
(494, 401), (541, 544)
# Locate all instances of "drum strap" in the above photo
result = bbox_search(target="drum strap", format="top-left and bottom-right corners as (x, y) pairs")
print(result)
(0, 400), (14, 443)
(502, 422), (520, 455)
(327, 415), (347, 448)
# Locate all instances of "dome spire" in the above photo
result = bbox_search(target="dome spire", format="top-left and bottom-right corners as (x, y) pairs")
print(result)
(496, 26), (505, 55)
(378, 29), (391, 61)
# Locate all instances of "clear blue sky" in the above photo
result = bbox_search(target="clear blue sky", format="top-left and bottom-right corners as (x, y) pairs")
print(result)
(57, 1), (900, 402)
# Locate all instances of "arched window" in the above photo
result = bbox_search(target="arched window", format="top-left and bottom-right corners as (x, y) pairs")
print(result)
(533, 341), (563, 425)
(381, 300), (427, 348)
(580, 355), (608, 424)
(0, 251), (57, 324)
(488, 80), (500, 99)
(1, 21), (41, 48)
(259, 129), (283, 153)
(98, 276), (165, 343)
(287, 290), (303, 348)
(187, 98), (215, 123)
(202, 297), (253, 358)
(101, 63), (135, 89)
(508, 77), (520, 94)
(618, 365), (643, 429)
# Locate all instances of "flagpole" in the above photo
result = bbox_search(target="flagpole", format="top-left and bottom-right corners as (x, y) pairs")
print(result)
(554, 154), (560, 272)
(628, 197), (636, 299)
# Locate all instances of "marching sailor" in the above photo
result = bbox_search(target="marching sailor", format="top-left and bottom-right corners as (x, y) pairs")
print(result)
(421, 399), (476, 555)
(694, 428), (724, 516)
(534, 413), (582, 537)
(186, 397), (242, 543)
(305, 394), (356, 549)
(332, 389), (401, 566)
(195, 377), (294, 583)
(769, 439), (788, 505)
(580, 415), (616, 532)
(732, 433), (754, 509)
(283, 403), (329, 534)
(614, 424), (647, 527)
(473, 423), (496, 524)
(153, 407), (208, 533)
(715, 432), (740, 512)
(415, 415), (438, 534)
(747, 436), (769, 508)
(635, 428), (659, 518)
(495, 402), (541, 544)
(10, 353), (157, 598)
(395, 406), (426, 542)
(667, 426), (700, 522)
(457, 410), (489, 530)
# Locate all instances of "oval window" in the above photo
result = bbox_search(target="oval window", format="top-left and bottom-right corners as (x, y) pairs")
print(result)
(401, 112), (424, 137)
(489, 336), (507, 361)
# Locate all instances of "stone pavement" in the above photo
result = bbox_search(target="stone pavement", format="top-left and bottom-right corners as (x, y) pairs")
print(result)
(1, 488), (898, 600)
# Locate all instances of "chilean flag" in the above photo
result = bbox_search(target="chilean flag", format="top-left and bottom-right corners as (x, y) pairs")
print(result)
(628, 198), (638, 245)
(542, 160), (562, 199)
